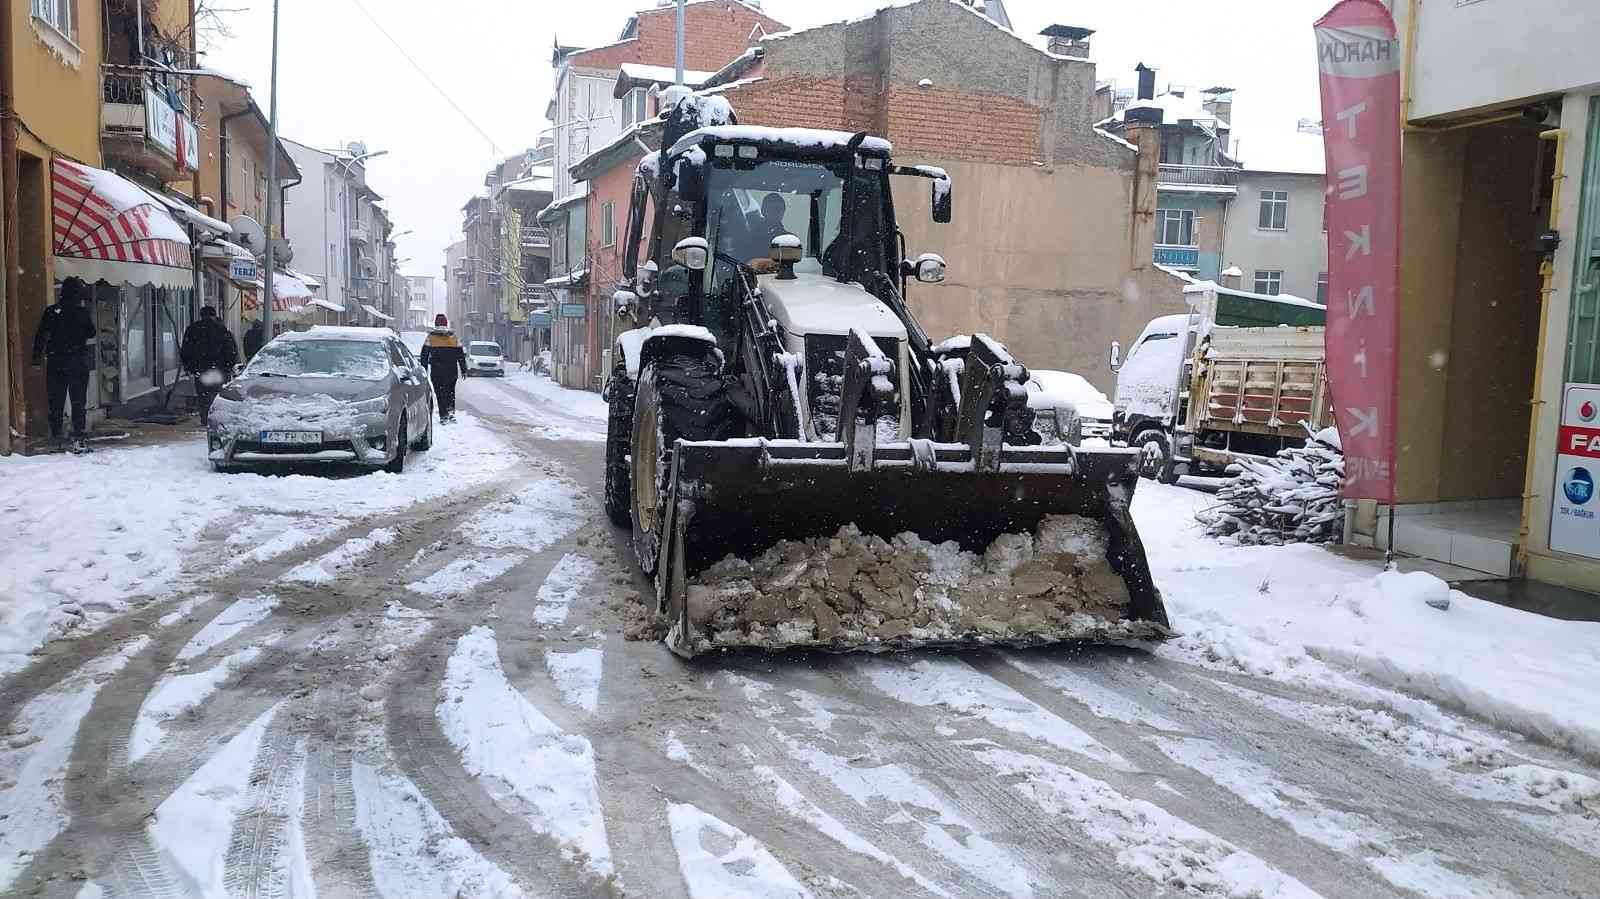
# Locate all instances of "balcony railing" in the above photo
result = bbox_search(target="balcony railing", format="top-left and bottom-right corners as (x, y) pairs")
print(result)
(521, 225), (551, 248)
(101, 65), (196, 180)
(1153, 245), (1200, 268)
(1156, 164), (1240, 191)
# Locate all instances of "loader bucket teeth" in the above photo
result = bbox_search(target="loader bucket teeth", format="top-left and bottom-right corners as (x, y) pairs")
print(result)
(656, 439), (1172, 658)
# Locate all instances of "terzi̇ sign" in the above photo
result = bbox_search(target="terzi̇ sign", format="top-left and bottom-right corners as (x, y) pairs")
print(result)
(1315, 0), (1402, 504)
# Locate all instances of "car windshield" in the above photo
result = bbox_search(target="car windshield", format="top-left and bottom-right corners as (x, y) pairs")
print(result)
(247, 339), (391, 380)
(469, 344), (501, 356)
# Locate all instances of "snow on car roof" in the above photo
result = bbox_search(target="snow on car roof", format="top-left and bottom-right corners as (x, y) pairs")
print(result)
(669, 125), (893, 158)
(294, 326), (394, 341)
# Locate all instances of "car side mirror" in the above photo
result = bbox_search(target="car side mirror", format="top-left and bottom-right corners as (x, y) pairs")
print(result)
(1109, 341), (1123, 373)
(672, 236), (709, 272)
(931, 176), (952, 224)
(613, 288), (639, 316)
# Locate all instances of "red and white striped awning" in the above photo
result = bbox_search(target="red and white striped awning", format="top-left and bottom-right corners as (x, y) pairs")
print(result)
(272, 271), (313, 312)
(52, 158), (192, 289)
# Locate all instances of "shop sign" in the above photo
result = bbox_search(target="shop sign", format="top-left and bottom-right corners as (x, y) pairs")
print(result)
(230, 260), (258, 282)
(560, 303), (587, 319)
(1551, 383), (1600, 558)
(530, 311), (552, 327)
(145, 92), (178, 158)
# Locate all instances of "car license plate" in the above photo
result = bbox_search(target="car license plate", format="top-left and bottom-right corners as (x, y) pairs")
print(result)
(260, 430), (321, 444)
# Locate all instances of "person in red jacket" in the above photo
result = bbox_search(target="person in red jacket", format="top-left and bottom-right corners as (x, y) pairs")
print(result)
(419, 314), (468, 422)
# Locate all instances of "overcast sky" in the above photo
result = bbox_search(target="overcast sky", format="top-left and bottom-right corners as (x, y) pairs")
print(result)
(205, 0), (1333, 293)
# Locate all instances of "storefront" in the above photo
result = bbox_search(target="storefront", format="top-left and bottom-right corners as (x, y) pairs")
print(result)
(49, 159), (199, 417)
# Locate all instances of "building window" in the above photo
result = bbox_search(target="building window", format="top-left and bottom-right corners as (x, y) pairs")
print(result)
(1156, 209), (1197, 247)
(1254, 270), (1283, 295)
(1258, 190), (1288, 231)
(621, 88), (649, 129)
(31, 0), (76, 39)
(600, 201), (615, 247)
(1316, 272), (1329, 304)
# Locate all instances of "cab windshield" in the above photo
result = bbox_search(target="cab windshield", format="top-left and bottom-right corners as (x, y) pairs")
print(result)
(705, 155), (886, 280)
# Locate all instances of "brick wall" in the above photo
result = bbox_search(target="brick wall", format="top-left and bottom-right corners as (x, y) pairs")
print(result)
(568, 1), (785, 73)
(882, 84), (1041, 165)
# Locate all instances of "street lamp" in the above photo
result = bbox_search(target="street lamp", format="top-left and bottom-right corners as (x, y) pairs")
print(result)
(335, 148), (389, 178)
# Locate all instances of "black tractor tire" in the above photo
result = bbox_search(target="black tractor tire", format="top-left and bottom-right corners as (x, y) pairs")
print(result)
(1133, 428), (1177, 484)
(630, 352), (737, 577)
(604, 370), (636, 528)
(385, 414), (408, 474)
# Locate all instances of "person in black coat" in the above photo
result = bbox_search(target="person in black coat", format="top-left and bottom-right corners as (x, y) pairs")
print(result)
(243, 318), (266, 361)
(180, 306), (239, 421)
(419, 314), (468, 422)
(31, 278), (99, 451)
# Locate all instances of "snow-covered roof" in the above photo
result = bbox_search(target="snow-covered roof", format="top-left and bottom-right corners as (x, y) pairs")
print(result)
(545, 269), (588, 287)
(617, 63), (714, 89)
(1183, 279), (1325, 310)
(285, 267), (321, 289)
(764, 0), (1015, 44)
(538, 189), (588, 222)
(1113, 92), (1229, 130)
(1233, 127), (1326, 176)
(501, 175), (554, 195)
(1154, 263), (1198, 284)
(306, 297), (344, 313)
(669, 125), (892, 158)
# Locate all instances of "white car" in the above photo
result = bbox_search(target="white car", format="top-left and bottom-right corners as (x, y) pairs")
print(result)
(465, 341), (506, 377)
(1025, 369), (1116, 446)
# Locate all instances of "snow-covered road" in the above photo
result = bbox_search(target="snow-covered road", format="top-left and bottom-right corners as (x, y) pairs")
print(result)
(1, 373), (1597, 898)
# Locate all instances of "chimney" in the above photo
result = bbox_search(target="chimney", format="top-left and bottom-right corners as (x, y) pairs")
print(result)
(1202, 86), (1235, 125)
(1040, 24), (1094, 59)
(1135, 63), (1157, 101)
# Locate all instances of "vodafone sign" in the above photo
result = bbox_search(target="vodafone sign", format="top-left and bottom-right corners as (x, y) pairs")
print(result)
(1551, 384), (1600, 558)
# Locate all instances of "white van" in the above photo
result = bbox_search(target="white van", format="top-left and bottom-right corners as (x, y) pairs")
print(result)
(465, 341), (506, 377)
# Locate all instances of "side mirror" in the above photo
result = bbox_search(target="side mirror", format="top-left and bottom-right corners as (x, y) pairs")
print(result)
(931, 176), (952, 224)
(908, 252), (947, 284)
(770, 233), (802, 280)
(1109, 340), (1123, 373)
(613, 288), (638, 316)
(675, 155), (705, 201)
(637, 260), (659, 297)
(672, 237), (709, 272)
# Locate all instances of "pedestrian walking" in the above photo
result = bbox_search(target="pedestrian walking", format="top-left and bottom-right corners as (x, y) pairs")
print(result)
(31, 278), (98, 453)
(420, 313), (468, 422)
(180, 306), (239, 422)
(243, 318), (266, 361)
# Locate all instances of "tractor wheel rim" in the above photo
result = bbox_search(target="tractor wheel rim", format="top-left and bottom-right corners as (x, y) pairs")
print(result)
(634, 395), (660, 534)
(1141, 440), (1163, 474)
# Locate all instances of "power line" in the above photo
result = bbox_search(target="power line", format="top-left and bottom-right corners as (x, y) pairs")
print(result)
(346, 0), (502, 157)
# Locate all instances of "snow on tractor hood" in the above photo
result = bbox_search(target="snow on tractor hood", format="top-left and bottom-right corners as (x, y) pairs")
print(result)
(758, 272), (907, 341)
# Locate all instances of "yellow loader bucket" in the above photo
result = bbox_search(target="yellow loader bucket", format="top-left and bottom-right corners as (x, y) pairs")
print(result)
(654, 438), (1172, 658)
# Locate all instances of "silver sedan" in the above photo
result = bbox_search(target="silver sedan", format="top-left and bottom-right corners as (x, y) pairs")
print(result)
(207, 326), (434, 473)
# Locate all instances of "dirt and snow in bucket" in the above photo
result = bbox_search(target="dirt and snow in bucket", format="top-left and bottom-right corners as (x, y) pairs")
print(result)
(681, 515), (1160, 653)
(437, 625), (614, 879)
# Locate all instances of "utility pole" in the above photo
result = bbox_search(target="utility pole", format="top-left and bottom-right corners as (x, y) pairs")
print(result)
(262, 0), (282, 336)
(675, 0), (686, 85)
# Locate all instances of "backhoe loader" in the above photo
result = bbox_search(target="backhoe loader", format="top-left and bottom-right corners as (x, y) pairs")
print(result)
(604, 95), (1172, 657)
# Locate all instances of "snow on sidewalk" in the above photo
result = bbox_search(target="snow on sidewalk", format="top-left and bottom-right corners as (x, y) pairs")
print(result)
(1132, 483), (1600, 761)
(436, 625), (613, 877)
(0, 413), (515, 679)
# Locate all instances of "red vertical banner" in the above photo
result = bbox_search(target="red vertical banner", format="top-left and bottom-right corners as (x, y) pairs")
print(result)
(1316, 0), (1402, 503)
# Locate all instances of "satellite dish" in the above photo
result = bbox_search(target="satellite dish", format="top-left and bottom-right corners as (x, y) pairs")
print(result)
(230, 214), (266, 253)
(270, 237), (294, 265)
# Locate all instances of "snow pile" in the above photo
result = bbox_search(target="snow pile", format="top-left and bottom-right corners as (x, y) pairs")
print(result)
(1200, 427), (1344, 545)
(679, 516), (1164, 654)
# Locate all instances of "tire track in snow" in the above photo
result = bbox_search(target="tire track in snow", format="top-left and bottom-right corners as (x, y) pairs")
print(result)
(721, 671), (1044, 899)
(667, 803), (814, 899)
(222, 727), (314, 899)
(0, 636), (149, 893)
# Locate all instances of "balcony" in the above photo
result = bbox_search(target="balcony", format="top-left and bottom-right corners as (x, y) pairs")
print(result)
(521, 225), (551, 249)
(100, 66), (197, 182)
(349, 222), (371, 245)
(1154, 245), (1200, 268)
(1156, 164), (1239, 194)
